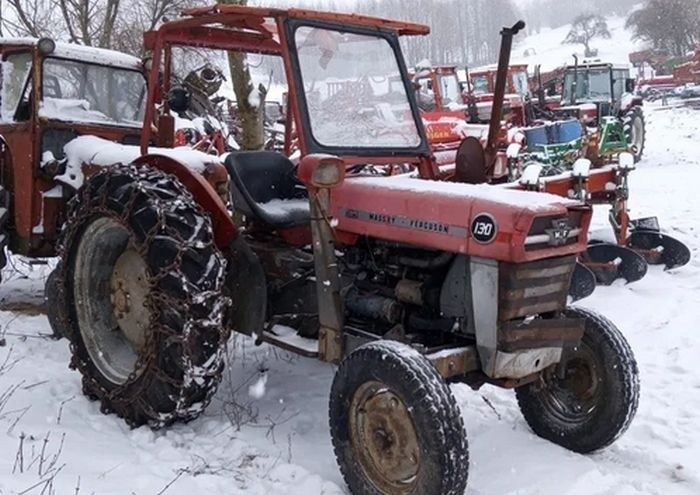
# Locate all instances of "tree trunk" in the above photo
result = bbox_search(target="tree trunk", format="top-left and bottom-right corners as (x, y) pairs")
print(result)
(221, 0), (265, 151)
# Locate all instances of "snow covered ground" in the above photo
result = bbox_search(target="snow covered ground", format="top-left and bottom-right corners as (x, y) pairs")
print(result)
(1, 103), (700, 494)
(513, 15), (645, 73)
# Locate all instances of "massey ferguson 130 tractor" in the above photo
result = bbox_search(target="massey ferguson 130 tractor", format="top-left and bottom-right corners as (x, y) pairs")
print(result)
(2, 6), (639, 494)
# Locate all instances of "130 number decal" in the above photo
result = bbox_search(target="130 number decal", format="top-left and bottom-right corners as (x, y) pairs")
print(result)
(471, 214), (497, 244)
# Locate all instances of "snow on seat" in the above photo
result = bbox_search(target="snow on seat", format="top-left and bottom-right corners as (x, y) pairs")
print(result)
(258, 198), (310, 226)
(225, 151), (310, 229)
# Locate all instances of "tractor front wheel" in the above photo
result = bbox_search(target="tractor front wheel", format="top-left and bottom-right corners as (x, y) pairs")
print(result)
(57, 164), (229, 427)
(329, 341), (469, 495)
(515, 307), (639, 453)
(623, 106), (645, 162)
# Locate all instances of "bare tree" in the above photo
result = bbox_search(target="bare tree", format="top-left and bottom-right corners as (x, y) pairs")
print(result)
(4, 0), (195, 55)
(3, 0), (62, 38)
(5, 0), (122, 47)
(563, 13), (611, 57)
(112, 0), (199, 55)
(221, 0), (266, 151)
(626, 0), (700, 57)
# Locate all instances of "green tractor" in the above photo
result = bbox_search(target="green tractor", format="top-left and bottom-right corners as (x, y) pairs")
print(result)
(532, 58), (645, 162)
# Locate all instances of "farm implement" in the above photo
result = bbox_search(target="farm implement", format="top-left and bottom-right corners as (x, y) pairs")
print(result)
(443, 24), (690, 298)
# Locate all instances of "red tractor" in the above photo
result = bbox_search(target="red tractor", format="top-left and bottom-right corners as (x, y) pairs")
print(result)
(630, 47), (700, 99)
(465, 62), (530, 125)
(1, 6), (639, 494)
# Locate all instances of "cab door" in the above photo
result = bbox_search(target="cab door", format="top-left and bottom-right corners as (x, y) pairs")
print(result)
(0, 48), (40, 255)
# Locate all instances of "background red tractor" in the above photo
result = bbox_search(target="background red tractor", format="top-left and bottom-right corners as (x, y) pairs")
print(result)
(465, 62), (530, 126)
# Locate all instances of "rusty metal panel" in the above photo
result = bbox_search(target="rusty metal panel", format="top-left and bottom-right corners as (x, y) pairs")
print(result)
(426, 346), (480, 379)
(498, 317), (584, 352)
(498, 255), (576, 321)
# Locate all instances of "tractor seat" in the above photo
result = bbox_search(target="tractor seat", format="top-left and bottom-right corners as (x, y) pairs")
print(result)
(225, 151), (310, 229)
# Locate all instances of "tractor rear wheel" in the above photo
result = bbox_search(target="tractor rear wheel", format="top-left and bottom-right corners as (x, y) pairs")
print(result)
(329, 341), (469, 495)
(515, 307), (639, 453)
(57, 164), (229, 427)
(623, 106), (645, 162)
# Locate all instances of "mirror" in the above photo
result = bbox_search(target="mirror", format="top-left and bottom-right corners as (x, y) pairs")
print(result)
(625, 78), (635, 93)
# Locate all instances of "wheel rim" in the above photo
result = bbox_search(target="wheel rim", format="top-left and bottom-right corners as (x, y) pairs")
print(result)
(349, 381), (421, 493)
(73, 217), (152, 385)
(538, 342), (603, 425)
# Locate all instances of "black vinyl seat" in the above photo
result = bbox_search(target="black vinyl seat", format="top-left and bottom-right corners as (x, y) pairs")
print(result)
(225, 151), (310, 229)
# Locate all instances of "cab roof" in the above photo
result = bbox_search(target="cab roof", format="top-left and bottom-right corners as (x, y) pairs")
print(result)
(0, 37), (142, 70)
(564, 61), (630, 71)
(144, 3), (430, 53)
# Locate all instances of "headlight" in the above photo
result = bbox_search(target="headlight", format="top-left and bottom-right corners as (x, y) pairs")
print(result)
(312, 159), (345, 187)
(37, 38), (56, 56)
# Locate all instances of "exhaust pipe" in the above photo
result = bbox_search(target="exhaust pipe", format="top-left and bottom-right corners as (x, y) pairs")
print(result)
(535, 64), (545, 107)
(465, 65), (479, 122)
(485, 20), (525, 171)
(570, 54), (579, 105)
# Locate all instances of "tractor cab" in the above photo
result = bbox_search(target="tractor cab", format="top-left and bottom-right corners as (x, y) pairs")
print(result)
(0, 38), (147, 256)
(559, 61), (637, 120)
(465, 63), (530, 125)
(142, 9), (433, 176)
(411, 63), (465, 111)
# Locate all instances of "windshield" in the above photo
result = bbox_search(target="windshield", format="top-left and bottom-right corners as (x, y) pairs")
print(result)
(511, 70), (529, 96)
(562, 68), (612, 103)
(40, 58), (146, 126)
(470, 75), (489, 94)
(294, 25), (421, 149)
(438, 74), (461, 104)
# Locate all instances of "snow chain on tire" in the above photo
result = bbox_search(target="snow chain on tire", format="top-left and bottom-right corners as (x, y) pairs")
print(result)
(56, 164), (230, 428)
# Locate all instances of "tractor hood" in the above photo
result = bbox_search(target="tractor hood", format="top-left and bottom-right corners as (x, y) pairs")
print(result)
(331, 175), (591, 263)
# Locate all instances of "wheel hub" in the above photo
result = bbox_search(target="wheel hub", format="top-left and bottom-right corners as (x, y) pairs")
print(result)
(544, 345), (602, 422)
(350, 381), (420, 492)
(73, 217), (152, 385)
(110, 249), (149, 349)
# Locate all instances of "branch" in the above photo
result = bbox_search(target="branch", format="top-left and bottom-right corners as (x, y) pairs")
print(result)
(6, 0), (42, 37)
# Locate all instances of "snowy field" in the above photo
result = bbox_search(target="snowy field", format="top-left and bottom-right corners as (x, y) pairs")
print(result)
(514, 15), (645, 73)
(0, 103), (698, 494)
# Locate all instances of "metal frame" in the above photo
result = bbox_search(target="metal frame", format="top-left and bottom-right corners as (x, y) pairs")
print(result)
(139, 4), (439, 178)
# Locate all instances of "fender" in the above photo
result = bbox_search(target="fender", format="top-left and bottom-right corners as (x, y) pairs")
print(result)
(133, 154), (237, 248)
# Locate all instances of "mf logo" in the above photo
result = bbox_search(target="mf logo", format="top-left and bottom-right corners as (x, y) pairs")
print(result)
(545, 218), (571, 246)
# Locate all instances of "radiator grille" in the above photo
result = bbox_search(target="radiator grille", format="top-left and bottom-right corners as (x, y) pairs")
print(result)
(498, 255), (576, 321)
